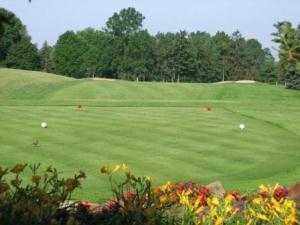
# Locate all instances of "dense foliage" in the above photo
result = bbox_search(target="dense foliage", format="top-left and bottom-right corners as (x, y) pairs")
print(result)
(51, 8), (278, 83)
(0, 7), (280, 83)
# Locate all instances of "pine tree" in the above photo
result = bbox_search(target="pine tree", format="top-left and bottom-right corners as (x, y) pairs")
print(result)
(39, 41), (53, 72)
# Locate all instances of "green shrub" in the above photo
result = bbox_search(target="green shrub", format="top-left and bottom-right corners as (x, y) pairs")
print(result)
(0, 163), (85, 225)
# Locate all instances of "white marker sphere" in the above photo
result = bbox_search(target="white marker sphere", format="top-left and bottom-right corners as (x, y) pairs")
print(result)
(239, 124), (245, 130)
(41, 122), (48, 128)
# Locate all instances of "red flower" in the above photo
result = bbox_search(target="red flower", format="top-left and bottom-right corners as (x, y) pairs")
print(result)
(123, 191), (136, 201)
(176, 183), (184, 194)
(79, 201), (92, 209)
(198, 194), (207, 205)
(259, 191), (269, 198)
(231, 191), (241, 201)
(273, 187), (288, 201)
(199, 186), (210, 197)
(187, 183), (195, 191)
(106, 200), (118, 211)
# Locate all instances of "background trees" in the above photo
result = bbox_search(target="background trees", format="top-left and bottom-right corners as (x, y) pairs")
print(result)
(1, 7), (281, 85)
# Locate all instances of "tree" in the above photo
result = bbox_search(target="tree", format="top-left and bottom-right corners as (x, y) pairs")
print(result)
(170, 31), (196, 82)
(226, 31), (248, 80)
(273, 21), (300, 89)
(5, 36), (40, 70)
(190, 32), (215, 82)
(153, 32), (175, 81)
(117, 31), (154, 81)
(39, 41), (53, 72)
(77, 28), (111, 77)
(0, 8), (27, 64)
(104, 7), (145, 36)
(244, 39), (265, 80)
(211, 32), (231, 82)
(259, 48), (279, 83)
(52, 31), (86, 78)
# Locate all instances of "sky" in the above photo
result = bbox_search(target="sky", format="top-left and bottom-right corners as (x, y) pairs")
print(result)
(0, 0), (299, 56)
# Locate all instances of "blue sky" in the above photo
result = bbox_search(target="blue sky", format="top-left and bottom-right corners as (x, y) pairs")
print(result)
(1, 0), (299, 56)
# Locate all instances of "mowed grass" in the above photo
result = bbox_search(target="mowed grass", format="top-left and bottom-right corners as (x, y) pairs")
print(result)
(0, 68), (300, 201)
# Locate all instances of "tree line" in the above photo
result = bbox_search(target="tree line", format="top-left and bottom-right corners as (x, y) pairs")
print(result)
(1, 7), (298, 88)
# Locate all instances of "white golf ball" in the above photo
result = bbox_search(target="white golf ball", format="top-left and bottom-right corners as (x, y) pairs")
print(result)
(239, 124), (245, 130)
(41, 122), (48, 128)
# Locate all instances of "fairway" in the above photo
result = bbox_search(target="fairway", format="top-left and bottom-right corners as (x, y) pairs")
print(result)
(0, 68), (300, 201)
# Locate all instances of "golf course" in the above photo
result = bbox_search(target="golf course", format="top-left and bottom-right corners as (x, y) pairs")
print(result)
(0, 68), (300, 201)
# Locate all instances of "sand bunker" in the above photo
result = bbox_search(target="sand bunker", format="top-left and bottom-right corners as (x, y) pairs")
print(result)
(216, 80), (256, 84)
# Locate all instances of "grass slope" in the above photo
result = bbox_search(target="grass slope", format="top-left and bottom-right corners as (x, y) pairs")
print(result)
(0, 68), (300, 201)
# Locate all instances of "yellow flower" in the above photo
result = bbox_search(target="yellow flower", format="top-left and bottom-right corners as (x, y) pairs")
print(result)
(252, 197), (262, 205)
(159, 195), (168, 204)
(256, 213), (270, 222)
(210, 207), (217, 217)
(249, 208), (256, 217)
(194, 206), (205, 214)
(259, 184), (269, 193)
(179, 195), (190, 206)
(246, 219), (254, 225)
(210, 197), (220, 206)
(161, 181), (172, 192)
(225, 194), (234, 203)
(145, 176), (153, 182)
(285, 214), (298, 225)
(122, 163), (129, 172)
(112, 164), (121, 173)
(215, 216), (224, 225)
(284, 199), (296, 209)
(225, 206), (232, 213)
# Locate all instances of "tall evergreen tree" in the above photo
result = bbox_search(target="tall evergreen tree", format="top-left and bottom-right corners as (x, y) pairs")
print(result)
(227, 31), (248, 80)
(39, 41), (53, 72)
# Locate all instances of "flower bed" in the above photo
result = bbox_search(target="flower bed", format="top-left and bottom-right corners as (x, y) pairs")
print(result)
(0, 163), (299, 225)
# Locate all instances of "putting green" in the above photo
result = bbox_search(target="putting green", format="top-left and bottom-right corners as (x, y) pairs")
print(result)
(0, 68), (300, 201)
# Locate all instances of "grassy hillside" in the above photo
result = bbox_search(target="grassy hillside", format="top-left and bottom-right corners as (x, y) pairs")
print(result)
(0, 68), (300, 201)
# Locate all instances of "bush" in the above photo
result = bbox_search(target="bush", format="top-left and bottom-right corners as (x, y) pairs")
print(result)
(0, 163), (85, 225)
